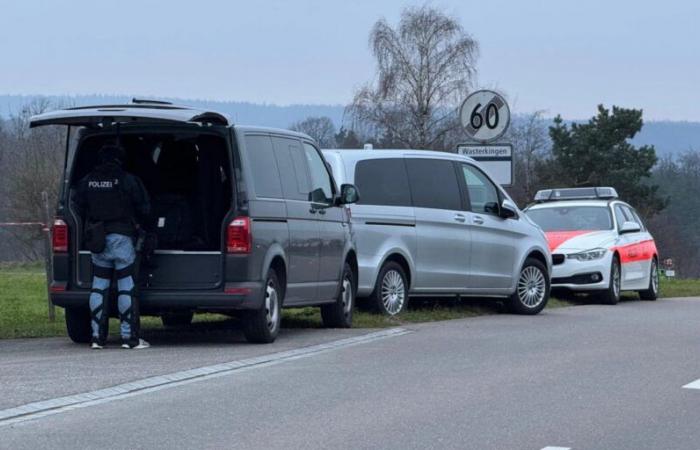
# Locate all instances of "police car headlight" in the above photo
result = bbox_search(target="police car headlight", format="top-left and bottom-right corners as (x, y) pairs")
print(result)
(568, 248), (607, 261)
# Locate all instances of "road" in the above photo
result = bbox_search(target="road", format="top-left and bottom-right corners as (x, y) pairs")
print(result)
(2, 298), (700, 450)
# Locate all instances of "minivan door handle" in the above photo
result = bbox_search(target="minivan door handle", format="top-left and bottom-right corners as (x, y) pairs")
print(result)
(454, 214), (466, 223)
(472, 215), (485, 225)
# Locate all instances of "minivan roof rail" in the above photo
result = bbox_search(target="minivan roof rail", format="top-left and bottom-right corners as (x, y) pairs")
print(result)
(131, 98), (173, 105)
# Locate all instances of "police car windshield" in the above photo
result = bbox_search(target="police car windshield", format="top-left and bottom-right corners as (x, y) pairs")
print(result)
(526, 206), (613, 232)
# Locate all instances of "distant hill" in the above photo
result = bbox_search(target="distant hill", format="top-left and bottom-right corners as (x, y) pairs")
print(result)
(1, 94), (697, 157)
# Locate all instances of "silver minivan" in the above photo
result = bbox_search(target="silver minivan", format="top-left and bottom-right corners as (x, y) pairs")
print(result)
(322, 149), (552, 315)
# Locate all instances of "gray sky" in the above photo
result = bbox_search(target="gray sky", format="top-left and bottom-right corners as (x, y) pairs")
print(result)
(1, 0), (698, 120)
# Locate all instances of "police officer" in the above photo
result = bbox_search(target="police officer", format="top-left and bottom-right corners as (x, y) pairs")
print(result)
(74, 144), (151, 349)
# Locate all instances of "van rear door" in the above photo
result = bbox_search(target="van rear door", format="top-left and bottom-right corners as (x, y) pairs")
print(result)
(31, 103), (232, 291)
(29, 104), (229, 128)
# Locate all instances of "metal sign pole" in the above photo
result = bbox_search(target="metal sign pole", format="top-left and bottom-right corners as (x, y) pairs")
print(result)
(42, 191), (55, 322)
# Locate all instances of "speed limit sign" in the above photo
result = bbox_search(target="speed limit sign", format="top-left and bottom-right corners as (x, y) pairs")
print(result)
(459, 90), (510, 143)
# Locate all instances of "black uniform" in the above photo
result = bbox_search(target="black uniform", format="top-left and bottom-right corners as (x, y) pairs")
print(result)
(74, 148), (151, 348)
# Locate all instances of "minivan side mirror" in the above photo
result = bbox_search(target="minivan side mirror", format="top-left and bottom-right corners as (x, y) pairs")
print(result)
(619, 221), (641, 234)
(338, 184), (360, 205)
(499, 199), (518, 219)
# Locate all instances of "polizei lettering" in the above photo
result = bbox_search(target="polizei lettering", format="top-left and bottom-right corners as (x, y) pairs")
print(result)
(88, 180), (116, 188)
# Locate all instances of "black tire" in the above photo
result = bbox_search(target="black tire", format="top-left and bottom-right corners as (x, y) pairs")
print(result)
(639, 258), (659, 301)
(598, 254), (621, 305)
(65, 307), (92, 344)
(506, 258), (550, 315)
(321, 262), (355, 328)
(243, 270), (282, 344)
(371, 261), (408, 316)
(161, 312), (194, 328)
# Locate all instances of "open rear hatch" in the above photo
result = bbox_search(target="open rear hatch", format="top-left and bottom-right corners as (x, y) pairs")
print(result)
(32, 101), (234, 291)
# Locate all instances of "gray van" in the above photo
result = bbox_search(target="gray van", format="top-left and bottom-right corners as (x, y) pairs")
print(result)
(32, 101), (359, 344)
(322, 149), (552, 316)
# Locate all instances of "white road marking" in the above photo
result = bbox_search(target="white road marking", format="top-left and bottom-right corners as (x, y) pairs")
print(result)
(541, 447), (571, 450)
(0, 327), (410, 427)
(682, 378), (700, 390)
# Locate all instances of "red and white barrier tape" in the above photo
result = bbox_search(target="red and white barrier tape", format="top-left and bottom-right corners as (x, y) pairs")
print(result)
(0, 222), (49, 231)
(0, 222), (45, 226)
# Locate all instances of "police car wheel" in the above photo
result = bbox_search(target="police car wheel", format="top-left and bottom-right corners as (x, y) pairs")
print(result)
(243, 269), (282, 344)
(506, 258), (550, 315)
(639, 258), (659, 301)
(65, 307), (92, 344)
(599, 255), (621, 305)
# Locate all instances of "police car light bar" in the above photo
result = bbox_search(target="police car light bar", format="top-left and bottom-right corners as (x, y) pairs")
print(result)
(534, 187), (618, 202)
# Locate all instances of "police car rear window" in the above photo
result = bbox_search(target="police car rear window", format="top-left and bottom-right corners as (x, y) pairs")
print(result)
(526, 206), (613, 232)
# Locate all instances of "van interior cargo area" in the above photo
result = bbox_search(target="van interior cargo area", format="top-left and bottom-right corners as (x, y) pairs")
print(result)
(70, 129), (233, 251)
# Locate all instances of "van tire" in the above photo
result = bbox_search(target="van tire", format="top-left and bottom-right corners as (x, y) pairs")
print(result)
(598, 255), (621, 305)
(161, 312), (194, 328)
(506, 258), (550, 315)
(243, 270), (282, 344)
(65, 307), (92, 344)
(321, 263), (355, 328)
(371, 262), (408, 316)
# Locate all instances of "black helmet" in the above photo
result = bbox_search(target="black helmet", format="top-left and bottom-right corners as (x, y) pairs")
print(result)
(98, 144), (126, 165)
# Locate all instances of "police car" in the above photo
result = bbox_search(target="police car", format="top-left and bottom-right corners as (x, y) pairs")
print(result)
(524, 187), (658, 304)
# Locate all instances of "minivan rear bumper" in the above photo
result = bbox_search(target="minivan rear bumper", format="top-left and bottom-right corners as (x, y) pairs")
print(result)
(50, 282), (264, 312)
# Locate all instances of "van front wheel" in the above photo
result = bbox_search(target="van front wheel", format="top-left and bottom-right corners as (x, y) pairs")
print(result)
(321, 263), (355, 328)
(243, 270), (282, 344)
(506, 258), (550, 315)
(65, 307), (92, 344)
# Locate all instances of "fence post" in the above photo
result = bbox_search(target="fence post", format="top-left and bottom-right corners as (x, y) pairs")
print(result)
(42, 191), (55, 322)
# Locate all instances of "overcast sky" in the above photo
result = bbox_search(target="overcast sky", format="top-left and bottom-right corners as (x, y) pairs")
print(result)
(0, 0), (698, 120)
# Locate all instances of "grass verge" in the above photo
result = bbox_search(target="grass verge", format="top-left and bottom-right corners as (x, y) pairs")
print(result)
(1, 264), (699, 339)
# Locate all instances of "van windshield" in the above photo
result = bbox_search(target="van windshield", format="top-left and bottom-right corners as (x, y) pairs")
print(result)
(526, 206), (613, 231)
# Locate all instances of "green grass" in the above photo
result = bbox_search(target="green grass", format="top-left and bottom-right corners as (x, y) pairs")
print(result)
(1, 263), (699, 339)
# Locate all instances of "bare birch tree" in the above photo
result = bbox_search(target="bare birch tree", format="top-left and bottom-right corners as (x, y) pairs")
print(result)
(349, 6), (478, 150)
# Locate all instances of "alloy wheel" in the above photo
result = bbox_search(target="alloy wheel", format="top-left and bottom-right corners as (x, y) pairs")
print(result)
(517, 266), (546, 308)
(381, 270), (406, 315)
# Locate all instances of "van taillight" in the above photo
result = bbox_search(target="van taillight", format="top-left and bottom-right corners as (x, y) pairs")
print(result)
(52, 219), (68, 253)
(227, 217), (251, 253)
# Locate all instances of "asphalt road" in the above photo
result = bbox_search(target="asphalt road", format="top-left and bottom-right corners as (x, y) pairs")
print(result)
(2, 298), (700, 450)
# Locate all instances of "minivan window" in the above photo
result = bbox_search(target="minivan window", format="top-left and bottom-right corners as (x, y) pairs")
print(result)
(405, 159), (462, 211)
(245, 134), (283, 199)
(303, 143), (334, 204)
(461, 164), (500, 214)
(355, 158), (411, 207)
(271, 137), (310, 201)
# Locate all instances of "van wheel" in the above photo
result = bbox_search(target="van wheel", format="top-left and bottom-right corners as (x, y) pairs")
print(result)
(161, 312), (194, 328)
(639, 258), (659, 301)
(244, 270), (282, 343)
(321, 263), (355, 328)
(506, 258), (550, 315)
(65, 307), (92, 344)
(598, 255), (621, 305)
(372, 262), (408, 316)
